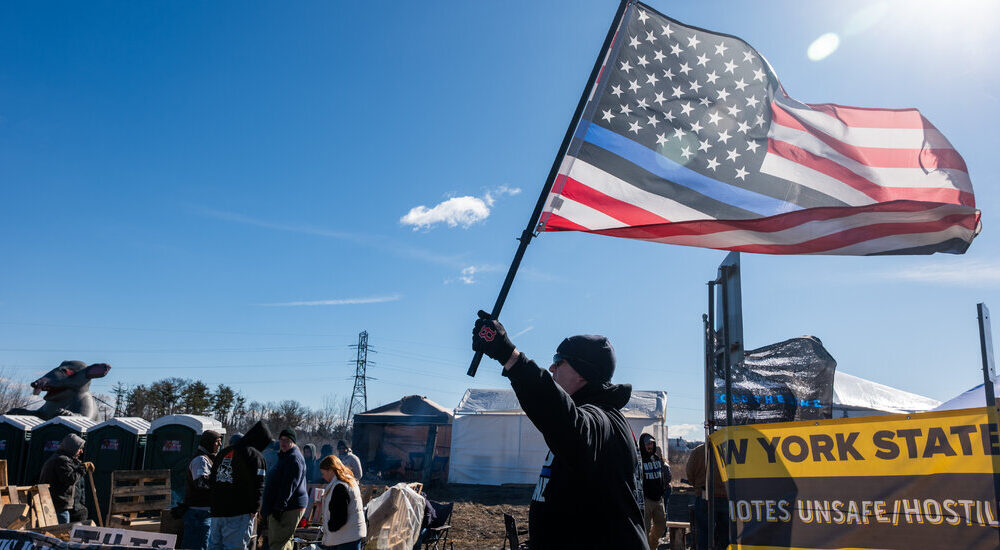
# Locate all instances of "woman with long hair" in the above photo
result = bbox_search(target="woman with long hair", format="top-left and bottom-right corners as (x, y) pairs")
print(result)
(318, 455), (366, 550)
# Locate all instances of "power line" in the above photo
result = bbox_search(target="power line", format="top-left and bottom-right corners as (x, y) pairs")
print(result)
(348, 331), (373, 423)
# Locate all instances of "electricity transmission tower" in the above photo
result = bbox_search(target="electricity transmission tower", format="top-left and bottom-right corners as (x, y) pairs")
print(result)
(348, 331), (374, 424)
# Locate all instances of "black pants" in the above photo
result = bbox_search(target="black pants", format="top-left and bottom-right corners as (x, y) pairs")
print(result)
(691, 497), (729, 550)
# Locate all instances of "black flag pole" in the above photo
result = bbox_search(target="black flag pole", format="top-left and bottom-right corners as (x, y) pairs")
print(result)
(467, 0), (634, 376)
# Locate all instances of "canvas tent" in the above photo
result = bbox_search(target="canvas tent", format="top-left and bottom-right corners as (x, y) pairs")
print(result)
(932, 374), (999, 411)
(832, 371), (941, 417)
(449, 388), (667, 486)
(352, 395), (452, 483)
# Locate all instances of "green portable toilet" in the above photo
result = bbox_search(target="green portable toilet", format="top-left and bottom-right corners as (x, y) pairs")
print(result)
(24, 416), (97, 484)
(145, 415), (225, 505)
(0, 415), (45, 484)
(84, 417), (150, 520)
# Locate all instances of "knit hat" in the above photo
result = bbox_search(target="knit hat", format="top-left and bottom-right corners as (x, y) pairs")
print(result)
(199, 430), (221, 449)
(556, 334), (616, 384)
(337, 439), (348, 450)
(59, 433), (85, 454)
(279, 428), (296, 443)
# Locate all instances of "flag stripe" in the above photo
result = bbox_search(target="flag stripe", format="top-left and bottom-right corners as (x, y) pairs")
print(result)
(580, 122), (802, 216)
(758, 154), (877, 206)
(544, 212), (592, 232)
(547, 195), (628, 230)
(804, 102), (936, 130)
(777, 97), (956, 147)
(565, 158), (709, 222)
(766, 138), (976, 206)
(560, 175), (672, 226)
(771, 102), (968, 171)
(575, 141), (764, 219)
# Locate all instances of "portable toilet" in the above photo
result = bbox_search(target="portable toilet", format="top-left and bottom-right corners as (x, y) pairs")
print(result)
(24, 416), (98, 483)
(85, 417), (151, 520)
(145, 415), (225, 505)
(0, 415), (45, 484)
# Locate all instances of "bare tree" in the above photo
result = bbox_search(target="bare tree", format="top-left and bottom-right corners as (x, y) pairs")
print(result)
(0, 368), (32, 413)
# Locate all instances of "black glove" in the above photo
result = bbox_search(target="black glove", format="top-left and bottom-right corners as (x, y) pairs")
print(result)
(473, 310), (515, 364)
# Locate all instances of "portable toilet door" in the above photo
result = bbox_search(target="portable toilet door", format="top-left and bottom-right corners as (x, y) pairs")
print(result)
(24, 416), (98, 484)
(145, 415), (225, 505)
(0, 415), (45, 484)
(85, 417), (150, 521)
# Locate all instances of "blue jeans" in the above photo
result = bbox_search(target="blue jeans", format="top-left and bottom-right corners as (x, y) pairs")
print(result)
(57, 510), (71, 524)
(181, 508), (212, 550)
(208, 514), (255, 550)
(321, 540), (364, 550)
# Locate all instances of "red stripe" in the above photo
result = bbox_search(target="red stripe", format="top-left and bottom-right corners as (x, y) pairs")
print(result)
(804, 102), (935, 129)
(566, 200), (967, 240)
(543, 212), (590, 232)
(589, 210), (978, 255)
(771, 103), (968, 172)
(560, 177), (672, 226)
(767, 139), (976, 207)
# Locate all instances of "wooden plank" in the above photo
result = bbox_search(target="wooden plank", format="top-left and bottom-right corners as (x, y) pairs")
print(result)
(0, 460), (7, 486)
(34, 484), (60, 528)
(110, 485), (173, 498)
(111, 470), (170, 483)
(106, 500), (170, 514)
(0, 504), (30, 529)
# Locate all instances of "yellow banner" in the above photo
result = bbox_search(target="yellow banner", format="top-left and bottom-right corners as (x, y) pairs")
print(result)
(709, 407), (1000, 480)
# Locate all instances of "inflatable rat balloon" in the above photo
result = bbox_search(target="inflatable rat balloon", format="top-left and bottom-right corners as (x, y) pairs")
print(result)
(6, 360), (111, 420)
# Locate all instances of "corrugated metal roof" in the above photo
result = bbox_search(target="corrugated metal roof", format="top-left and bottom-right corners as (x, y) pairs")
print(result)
(91, 417), (151, 434)
(150, 414), (226, 434)
(0, 415), (46, 431)
(37, 416), (98, 432)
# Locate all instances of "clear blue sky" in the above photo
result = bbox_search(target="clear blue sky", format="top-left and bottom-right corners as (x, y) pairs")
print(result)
(2, 1), (999, 439)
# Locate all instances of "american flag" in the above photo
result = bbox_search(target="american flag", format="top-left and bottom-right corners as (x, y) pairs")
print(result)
(537, 3), (980, 255)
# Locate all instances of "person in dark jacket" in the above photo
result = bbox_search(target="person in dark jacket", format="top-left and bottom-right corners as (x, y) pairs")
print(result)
(640, 433), (671, 549)
(302, 444), (319, 484)
(39, 433), (93, 524)
(181, 430), (223, 550)
(208, 421), (272, 550)
(473, 311), (648, 550)
(261, 429), (308, 550)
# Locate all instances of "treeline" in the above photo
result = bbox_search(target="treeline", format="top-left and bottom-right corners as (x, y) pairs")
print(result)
(113, 378), (352, 444)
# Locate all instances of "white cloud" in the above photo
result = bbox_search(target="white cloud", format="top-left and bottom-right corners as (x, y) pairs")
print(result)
(876, 259), (1000, 286)
(512, 326), (534, 338)
(445, 264), (503, 285)
(401, 185), (522, 230)
(669, 424), (704, 441)
(259, 294), (402, 307)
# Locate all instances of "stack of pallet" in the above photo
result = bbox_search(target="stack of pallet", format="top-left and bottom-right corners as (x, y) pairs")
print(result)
(106, 469), (170, 532)
(0, 484), (60, 530)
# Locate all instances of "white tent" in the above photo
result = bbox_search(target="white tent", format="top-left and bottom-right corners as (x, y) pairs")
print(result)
(832, 371), (941, 417)
(449, 388), (667, 486)
(932, 375), (999, 412)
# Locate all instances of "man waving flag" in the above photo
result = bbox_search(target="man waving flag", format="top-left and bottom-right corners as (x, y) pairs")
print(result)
(537, 2), (980, 255)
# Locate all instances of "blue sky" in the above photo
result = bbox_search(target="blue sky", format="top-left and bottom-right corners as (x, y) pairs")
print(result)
(2, 1), (999, 439)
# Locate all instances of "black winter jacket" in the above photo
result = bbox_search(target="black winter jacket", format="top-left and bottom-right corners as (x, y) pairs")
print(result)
(504, 353), (647, 550)
(39, 450), (86, 515)
(210, 422), (272, 517)
(639, 433), (672, 502)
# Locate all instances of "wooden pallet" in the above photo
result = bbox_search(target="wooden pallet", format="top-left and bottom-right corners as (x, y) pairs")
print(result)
(0, 484), (59, 528)
(106, 469), (170, 529)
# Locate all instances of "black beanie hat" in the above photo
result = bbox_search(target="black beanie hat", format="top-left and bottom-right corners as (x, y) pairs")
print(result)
(279, 428), (296, 443)
(556, 334), (616, 384)
(199, 430), (221, 449)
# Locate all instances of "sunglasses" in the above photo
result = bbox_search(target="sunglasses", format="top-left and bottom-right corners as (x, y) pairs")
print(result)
(552, 353), (569, 365)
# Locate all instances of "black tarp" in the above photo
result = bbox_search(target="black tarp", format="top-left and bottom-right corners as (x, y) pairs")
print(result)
(714, 336), (836, 425)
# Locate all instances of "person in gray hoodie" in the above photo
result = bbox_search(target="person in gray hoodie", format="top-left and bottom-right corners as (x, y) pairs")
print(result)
(302, 444), (319, 484)
(39, 434), (93, 524)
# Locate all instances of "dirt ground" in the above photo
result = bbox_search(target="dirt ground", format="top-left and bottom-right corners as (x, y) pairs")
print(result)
(424, 484), (532, 550)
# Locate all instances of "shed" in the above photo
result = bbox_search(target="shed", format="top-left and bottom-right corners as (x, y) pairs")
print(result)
(85, 417), (151, 519)
(25, 416), (98, 484)
(0, 415), (45, 484)
(449, 388), (668, 486)
(352, 395), (452, 483)
(145, 415), (225, 505)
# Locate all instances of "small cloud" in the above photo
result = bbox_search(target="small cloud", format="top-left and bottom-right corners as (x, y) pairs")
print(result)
(669, 424), (704, 441)
(401, 185), (522, 231)
(876, 260), (1000, 286)
(459, 266), (478, 284)
(445, 264), (503, 285)
(512, 326), (534, 338)
(259, 294), (402, 307)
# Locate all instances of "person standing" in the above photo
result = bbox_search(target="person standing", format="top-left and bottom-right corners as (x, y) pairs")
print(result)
(686, 443), (729, 550)
(335, 440), (362, 481)
(318, 455), (366, 550)
(209, 421), (272, 550)
(639, 434), (671, 550)
(181, 430), (223, 550)
(473, 311), (648, 549)
(261, 429), (308, 550)
(302, 444), (319, 483)
(39, 434), (93, 524)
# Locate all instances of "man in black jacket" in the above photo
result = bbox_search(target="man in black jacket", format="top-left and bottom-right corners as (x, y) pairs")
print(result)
(39, 433), (93, 524)
(640, 433), (671, 549)
(473, 311), (648, 550)
(208, 421), (272, 550)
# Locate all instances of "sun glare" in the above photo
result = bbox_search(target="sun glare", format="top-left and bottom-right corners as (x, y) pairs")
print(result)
(807, 33), (840, 61)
